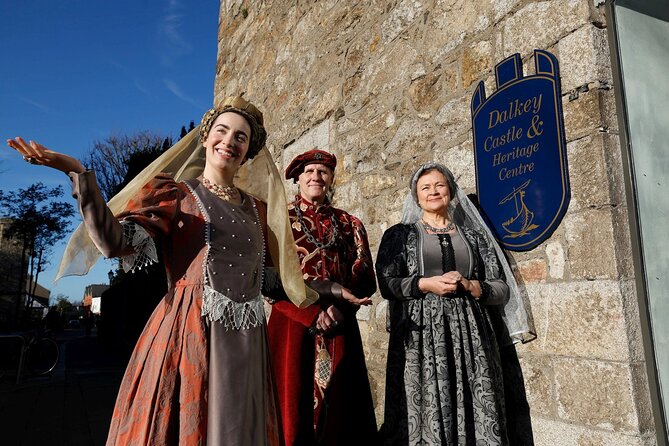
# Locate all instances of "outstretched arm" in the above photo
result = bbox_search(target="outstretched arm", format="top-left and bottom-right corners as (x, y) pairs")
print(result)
(7, 137), (85, 174)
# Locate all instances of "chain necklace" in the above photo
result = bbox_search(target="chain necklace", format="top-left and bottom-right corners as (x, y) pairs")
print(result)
(202, 177), (241, 202)
(420, 218), (455, 234)
(293, 201), (339, 250)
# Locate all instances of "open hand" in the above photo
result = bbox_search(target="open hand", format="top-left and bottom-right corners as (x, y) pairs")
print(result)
(7, 137), (85, 174)
(340, 287), (372, 306)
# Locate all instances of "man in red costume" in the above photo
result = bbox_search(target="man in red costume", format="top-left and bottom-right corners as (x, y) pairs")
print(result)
(268, 149), (379, 445)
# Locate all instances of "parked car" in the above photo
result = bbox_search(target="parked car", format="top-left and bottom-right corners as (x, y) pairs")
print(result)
(67, 319), (81, 328)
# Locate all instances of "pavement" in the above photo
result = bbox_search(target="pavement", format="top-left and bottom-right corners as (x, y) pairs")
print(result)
(0, 328), (126, 446)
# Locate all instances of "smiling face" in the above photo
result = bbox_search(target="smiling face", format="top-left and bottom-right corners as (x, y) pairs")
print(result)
(297, 163), (334, 204)
(203, 112), (251, 174)
(416, 169), (451, 215)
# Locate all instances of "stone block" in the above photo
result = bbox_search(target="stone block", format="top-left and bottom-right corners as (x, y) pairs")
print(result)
(554, 358), (641, 433)
(493, 0), (522, 23)
(281, 120), (332, 168)
(630, 362), (655, 435)
(382, 0), (427, 44)
(408, 68), (455, 113)
(517, 258), (548, 283)
(433, 139), (476, 191)
(545, 240), (566, 279)
(435, 95), (472, 142)
(462, 39), (494, 88)
(558, 24), (612, 91)
(317, 2), (385, 51)
(531, 416), (648, 446)
(302, 83), (342, 125)
(344, 41), (418, 109)
(567, 134), (611, 210)
(384, 119), (436, 160)
(543, 280), (629, 361)
(335, 180), (362, 211)
(611, 205), (634, 279)
(362, 175), (398, 199)
(519, 355), (555, 418)
(564, 208), (618, 279)
(426, 0), (491, 61)
(501, 0), (590, 59)
(562, 89), (605, 141)
(601, 133), (626, 207)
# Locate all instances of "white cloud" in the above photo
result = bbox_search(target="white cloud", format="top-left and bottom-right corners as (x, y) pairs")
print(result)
(163, 78), (204, 110)
(18, 96), (53, 114)
(157, 0), (192, 66)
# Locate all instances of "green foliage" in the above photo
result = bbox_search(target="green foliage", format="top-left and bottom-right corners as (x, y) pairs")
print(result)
(0, 183), (75, 272)
(54, 295), (75, 313)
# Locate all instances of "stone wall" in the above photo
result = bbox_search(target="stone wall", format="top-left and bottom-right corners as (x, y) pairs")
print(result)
(216, 0), (656, 444)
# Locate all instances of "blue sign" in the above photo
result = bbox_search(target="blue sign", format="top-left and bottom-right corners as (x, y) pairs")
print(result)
(471, 49), (570, 251)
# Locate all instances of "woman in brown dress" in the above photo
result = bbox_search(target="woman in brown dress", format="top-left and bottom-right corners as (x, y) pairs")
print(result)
(7, 96), (315, 445)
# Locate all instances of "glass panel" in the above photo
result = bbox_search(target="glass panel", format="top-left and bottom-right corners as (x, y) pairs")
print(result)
(615, 0), (669, 431)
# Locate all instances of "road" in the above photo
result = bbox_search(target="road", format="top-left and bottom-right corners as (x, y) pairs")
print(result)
(0, 327), (126, 446)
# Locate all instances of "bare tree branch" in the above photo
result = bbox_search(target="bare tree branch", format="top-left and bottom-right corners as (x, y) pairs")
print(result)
(83, 131), (170, 201)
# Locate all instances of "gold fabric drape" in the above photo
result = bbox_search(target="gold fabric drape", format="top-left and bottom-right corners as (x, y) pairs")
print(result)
(56, 127), (316, 308)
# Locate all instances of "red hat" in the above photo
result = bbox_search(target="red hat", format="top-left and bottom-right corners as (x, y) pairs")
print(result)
(285, 149), (337, 182)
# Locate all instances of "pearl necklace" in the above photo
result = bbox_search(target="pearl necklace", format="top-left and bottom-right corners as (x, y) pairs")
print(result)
(202, 177), (240, 202)
(420, 219), (455, 234)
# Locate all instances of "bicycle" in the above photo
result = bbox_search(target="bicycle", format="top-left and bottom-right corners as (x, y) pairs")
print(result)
(0, 330), (60, 383)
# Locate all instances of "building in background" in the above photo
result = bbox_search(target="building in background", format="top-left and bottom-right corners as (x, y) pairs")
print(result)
(214, 1), (667, 444)
(0, 219), (51, 329)
(83, 284), (109, 317)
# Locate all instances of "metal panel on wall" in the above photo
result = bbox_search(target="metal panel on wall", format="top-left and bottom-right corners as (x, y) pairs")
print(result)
(610, 0), (669, 441)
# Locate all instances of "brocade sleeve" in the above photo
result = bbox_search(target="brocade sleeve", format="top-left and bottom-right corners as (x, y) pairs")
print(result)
(348, 216), (377, 299)
(375, 224), (424, 301)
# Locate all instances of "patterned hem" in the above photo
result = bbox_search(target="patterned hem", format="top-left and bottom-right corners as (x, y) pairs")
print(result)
(120, 221), (158, 273)
(201, 285), (265, 330)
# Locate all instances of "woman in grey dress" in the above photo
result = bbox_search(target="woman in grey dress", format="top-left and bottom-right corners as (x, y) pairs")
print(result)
(376, 163), (531, 446)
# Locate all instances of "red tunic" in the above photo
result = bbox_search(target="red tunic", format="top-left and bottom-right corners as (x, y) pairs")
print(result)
(267, 197), (378, 445)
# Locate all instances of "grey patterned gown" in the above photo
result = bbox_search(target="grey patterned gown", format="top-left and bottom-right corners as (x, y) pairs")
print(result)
(376, 223), (509, 446)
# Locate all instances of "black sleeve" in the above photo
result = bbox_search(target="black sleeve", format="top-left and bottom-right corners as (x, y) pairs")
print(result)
(375, 224), (425, 301)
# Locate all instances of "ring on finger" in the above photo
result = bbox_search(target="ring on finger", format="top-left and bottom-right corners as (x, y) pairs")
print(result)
(22, 155), (37, 164)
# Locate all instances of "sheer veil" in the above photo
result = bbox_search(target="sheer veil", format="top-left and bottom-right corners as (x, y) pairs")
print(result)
(56, 126), (317, 308)
(402, 162), (536, 344)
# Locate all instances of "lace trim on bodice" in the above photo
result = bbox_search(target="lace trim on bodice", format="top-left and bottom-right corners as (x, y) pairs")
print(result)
(201, 285), (265, 329)
(119, 220), (159, 273)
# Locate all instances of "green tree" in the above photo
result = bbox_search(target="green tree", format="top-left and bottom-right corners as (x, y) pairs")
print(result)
(0, 184), (75, 323)
(54, 295), (75, 313)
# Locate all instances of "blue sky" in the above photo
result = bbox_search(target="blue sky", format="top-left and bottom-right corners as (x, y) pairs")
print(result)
(0, 0), (220, 302)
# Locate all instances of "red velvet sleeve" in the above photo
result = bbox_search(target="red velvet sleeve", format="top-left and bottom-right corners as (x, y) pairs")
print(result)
(348, 215), (377, 298)
(271, 300), (320, 328)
